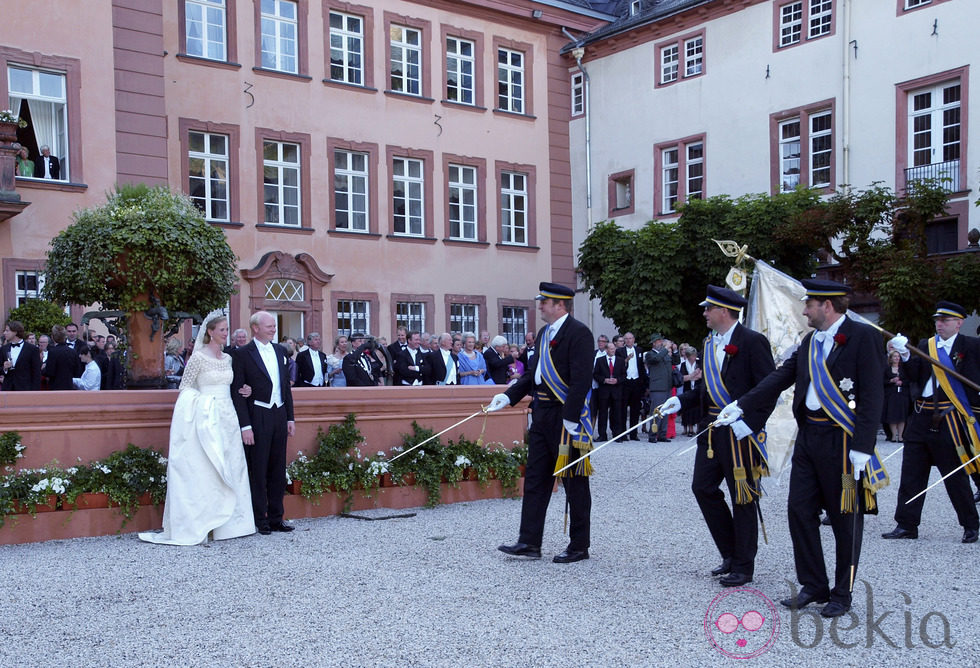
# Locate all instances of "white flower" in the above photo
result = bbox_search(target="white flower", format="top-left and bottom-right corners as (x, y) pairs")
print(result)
(348, 462), (354, 470)
(377, 450), (385, 457)
(368, 460), (389, 475)
(67, 467), (78, 475)
(417, 449), (425, 458)
(158, 456), (168, 465)
(454, 455), (471, 467)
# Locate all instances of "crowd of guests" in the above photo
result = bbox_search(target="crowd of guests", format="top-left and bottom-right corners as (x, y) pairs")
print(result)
(11, 142), (61, 179)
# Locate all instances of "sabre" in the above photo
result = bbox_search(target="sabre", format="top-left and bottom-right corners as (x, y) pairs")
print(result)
(388, 409), (486, 463)
(846, 310), (980, 393)
(849, 469), (861, 592)
(881, 445), (904, 464)
(552, 402), (670, 477)
(905, 451), (980, 504)
(613, 421), (719, 489)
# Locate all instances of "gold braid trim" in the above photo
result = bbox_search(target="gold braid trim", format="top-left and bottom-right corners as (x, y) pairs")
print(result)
(731, 432), (754, 505)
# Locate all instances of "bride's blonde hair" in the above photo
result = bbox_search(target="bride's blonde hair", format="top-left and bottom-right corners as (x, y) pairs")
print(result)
(202, 316), (228, 344)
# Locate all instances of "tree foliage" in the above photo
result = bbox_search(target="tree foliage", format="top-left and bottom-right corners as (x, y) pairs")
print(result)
(42, 184), (238, 315)
(5, 299), (72, 337)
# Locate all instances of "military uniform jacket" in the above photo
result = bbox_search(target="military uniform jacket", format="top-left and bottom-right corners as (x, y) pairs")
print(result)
(506, 315), (594, 425)
(740, 316), (884, 454)
(904, 334), (980, 406)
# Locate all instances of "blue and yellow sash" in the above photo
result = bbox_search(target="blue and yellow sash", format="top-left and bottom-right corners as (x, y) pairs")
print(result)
(540, 339), (595, 477)
(929, 337), (980, 474)
(807, 332), (889, 512)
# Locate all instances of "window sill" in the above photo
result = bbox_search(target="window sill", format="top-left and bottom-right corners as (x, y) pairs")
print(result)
(208, 220), (245, 228)
(495, 243), (539, 253)
(492, 108), (537, 121)
(442, 238), (490, 248)
(256, 223), (315, 234)
(252, 67), (313, 82)
(608, 206), (635, 217)
(386, 234), (438, 245)
(327, 229), (381, 239)
(441, 100), (487, 113)
(15, 177), (87, 193)
(384, 90), (435, 104)
(322, 79), (378, 94)
(176, 53), (242, 70)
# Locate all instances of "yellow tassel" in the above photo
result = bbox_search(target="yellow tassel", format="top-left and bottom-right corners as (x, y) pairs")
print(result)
(863, 487), (876, 513)
(840, 474), (856, 514)
(733, 466), (753, 505)
(707, 427), (714, 459)
(476, 413), (487, 449)
(575, 457), (594, 477)
(553, 454), (570, 478)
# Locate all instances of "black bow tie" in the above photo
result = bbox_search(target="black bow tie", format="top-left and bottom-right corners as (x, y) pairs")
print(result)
(10, 341), (23, 347)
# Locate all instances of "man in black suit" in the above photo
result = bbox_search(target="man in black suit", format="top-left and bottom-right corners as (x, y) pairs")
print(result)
(484, 335), (514, 385)
(617, 332), (648, 440)
(881, 301), (980, 544)
(231, 311), (296, 535)
(1, 320), (41, 391)
(295, 331), (329, 387)
(393, 331), (426, 385)
(661, 286), (776, 588)
(388, 327), (409, 385)
(342, 333), (378, 386)
(593, 340), (626, 441)
(489, 282), (595, 564)
(34, 145), (60, 180)
(718, 280), (885, 618)
(422, 333), (459, 385)
(43, 325), (76, 390)
(518, 330), (536, 368)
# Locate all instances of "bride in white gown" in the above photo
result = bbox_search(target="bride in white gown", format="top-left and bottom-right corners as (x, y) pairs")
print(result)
(139, 311), (256, 545)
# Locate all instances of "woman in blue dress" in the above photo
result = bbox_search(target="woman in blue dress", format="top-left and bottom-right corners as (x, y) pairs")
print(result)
(457, 332), (491, 385)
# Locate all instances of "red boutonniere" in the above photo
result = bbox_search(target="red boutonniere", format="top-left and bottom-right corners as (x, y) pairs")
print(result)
(723, 344), (738, 358)
(833, 333), (847, 347)
(549, 339), (558, 349)
(955, 352), (965, 365)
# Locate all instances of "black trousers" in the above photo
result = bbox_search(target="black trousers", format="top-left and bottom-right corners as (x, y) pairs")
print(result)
(519, 402), (591, 551)
(691, 424), (758, 575)
(622, 378), (645, 434)
(788, 422), (864, 606)
(594, 387), (623, 440)
(894, 408), (979, 531)
(245, 404), (288, 526)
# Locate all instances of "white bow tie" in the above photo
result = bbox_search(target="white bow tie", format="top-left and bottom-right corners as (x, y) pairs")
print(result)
(814, 331), (829, 344)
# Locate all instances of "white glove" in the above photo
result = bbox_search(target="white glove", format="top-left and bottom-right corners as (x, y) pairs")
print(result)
(849, 450), (872, 479)
(660, 396), (681, 415)
(716, 401), (743, 426)
(889, 334), (909, 361)
(731, 420), (753, 441)
(487, 393), (510, 412)
(563, 419), (579, 435)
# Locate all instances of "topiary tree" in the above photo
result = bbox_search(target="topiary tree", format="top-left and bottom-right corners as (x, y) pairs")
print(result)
(5, 299), (71, 337)
(42, 184), (239, 385)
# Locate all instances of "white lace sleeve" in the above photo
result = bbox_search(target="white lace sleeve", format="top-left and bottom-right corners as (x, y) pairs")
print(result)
(178, 353), (203, 391)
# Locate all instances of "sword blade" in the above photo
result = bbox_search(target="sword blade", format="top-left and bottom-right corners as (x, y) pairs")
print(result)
(552, 402), (670, 477)
(881, 445), (904, 464)
(611, 420), (718, 490)
(905, 451), (980, 504)
(388, 409), (486, 463)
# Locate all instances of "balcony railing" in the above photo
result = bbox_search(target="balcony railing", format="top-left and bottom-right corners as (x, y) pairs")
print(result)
(905, 159), (961, 192)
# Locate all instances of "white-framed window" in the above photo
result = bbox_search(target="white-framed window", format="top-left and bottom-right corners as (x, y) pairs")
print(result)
(686, 142), (703, 201)
(809, 111), (832, 187)
(450, 303), (478, 335)
(778, 118), (802, 192)
(265, 278), (304, 301)
(7, 65), (68, 180)
(263, 141), (301, 227)
(660, 44), (678, 84)
(571, 71), (584, 116)
(396, 301), (425, 332)
(390, 25), (421, 96)
(502, 306), (527, 345)
(684, 36), (703, 77)
(329, 11), (363, 84)
(662, 147), (679, 212)
(779, 2), (803, 46)
(446, 37), (475, 105)
(392, 157), (424, 236)
(630, 0), (642, 15)
(448, 164), (477, 241)
(260, 0), (298, 73)
(334, 149), (369, 232)
(908, 81), (961, 189)
(337, 300), (370, 337)
(15, 270), (44, 308)
(188, 131), (229, 221)
(497, 48), (525, 114)
(185, 0), (227, 61)
(500, 171), (527, 245)
(808, 0), (833, 39)
(905, 0), (930, 7)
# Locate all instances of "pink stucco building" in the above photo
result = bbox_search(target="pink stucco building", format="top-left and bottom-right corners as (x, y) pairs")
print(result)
(1, 0), (610, 343)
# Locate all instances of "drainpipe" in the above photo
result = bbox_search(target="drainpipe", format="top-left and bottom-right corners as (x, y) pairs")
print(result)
(842, 0), (852, 188)
(562, 28), (594, 331)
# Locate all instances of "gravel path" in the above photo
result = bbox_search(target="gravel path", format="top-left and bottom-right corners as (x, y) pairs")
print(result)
(1, 434), (975, 666)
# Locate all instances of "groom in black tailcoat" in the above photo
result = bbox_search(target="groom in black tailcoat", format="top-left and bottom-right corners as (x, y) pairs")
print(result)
(231, 311), (295, 534)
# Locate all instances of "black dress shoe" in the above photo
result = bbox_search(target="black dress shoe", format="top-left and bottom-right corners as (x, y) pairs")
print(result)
(257, 526), (272, 536)
(270, 521), (294, 532)
(881, 526), (918, 539)
(820, 601), (851, 618)
(498, 542), (541, 559)
(962, 528), (979, 544)
(720, 572), (752, 587)
(780, 591), (830, 609)
(710, 558), (732, 576)
(553, 548), (589, 563)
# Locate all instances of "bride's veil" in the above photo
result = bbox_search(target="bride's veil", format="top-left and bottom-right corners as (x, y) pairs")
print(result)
(194, 309), (228, 351)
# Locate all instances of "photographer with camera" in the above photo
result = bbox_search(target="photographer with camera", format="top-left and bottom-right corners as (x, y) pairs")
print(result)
(342, 332), (379, 386)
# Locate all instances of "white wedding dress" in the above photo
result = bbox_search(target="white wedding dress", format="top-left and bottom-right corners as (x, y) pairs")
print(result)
(139, 351), (255, 545)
